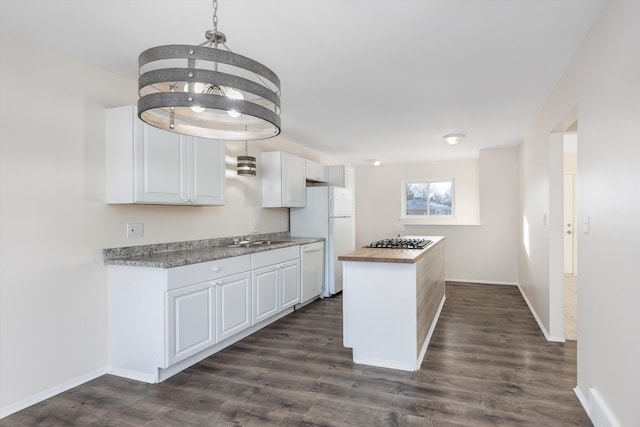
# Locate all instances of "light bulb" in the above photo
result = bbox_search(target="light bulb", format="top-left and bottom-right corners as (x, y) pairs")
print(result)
(184, 82), (205, 112)
(443, 133), (465, 145)
(225, 87), (244, 118)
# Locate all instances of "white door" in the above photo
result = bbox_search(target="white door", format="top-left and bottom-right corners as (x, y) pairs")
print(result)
(217, 272), (251, 341)
(252, 266), (279, 324)
(281, 152), (306, 207)
(563, 173), (575, 274)
(329, 187), (352, 217)
(328, 216), (355, 296)
(190, 138), (225, 205)
(137, 125), (187, 203)
(280, 259), (301, 310)
(166, 282), (216, 365)
(301, 242), (324, 302)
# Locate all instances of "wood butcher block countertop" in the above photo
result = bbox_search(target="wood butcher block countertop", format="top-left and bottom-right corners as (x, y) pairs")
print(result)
(338, 236), (444, 264)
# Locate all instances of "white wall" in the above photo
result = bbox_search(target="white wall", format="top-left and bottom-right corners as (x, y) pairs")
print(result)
(355, 148), (518, 284)
(0, 33), (342, 416)
(518, 1), (640, 425)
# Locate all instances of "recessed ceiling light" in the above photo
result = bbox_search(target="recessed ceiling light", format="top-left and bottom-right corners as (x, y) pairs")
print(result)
(443, 133), (465, 145)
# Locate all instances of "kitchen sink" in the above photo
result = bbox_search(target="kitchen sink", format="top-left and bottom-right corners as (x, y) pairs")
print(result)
(226, 239), (291, 248)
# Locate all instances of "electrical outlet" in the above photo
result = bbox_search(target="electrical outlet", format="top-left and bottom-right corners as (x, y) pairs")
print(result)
(253, 219), (261, 230)
(127, 223), (143, 238)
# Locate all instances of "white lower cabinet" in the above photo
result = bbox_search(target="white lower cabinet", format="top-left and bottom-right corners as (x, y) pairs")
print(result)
(108, 246), (303, 384)
(166, 282), (216, 366)
(252, 266), (280, 324)
(251, 246), (301, 324)
(217, 272), (252, 341)
(281, 260), (301, 310)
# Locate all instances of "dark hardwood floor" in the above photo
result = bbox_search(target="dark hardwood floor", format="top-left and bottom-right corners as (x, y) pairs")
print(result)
(1, 282), (591, 426)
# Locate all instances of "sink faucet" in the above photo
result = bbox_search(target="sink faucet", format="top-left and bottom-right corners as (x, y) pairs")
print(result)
(236, 231), (259, 244)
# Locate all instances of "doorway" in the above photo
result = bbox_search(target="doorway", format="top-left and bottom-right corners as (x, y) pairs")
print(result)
(563, 133), (578, 341)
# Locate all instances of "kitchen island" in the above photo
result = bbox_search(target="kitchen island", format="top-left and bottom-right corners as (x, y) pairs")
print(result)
(338, 236), (445, 371)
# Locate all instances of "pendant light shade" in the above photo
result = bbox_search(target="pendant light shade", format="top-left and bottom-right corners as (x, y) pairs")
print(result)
(237, 141), (256, 176)
(137, 2), (281, 141)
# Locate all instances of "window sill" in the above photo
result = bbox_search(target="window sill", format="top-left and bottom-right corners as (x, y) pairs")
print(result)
(399, 219), (482, 228)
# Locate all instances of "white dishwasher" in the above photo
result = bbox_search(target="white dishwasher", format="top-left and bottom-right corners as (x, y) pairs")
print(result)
(301, 241), (325, 303)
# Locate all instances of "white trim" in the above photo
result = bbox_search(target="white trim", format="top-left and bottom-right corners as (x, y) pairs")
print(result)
(107, 367), (157, 384)
(517, 284), (565, 342)
(588, 388), (620, 427)
(402, 223), (482, 228)
(574, 386), (591, 417)
(0, 367), (107, 419)
(446, 278), (518, 286)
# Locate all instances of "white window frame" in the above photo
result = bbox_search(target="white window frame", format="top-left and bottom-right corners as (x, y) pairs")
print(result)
(401, 179), (455, 220)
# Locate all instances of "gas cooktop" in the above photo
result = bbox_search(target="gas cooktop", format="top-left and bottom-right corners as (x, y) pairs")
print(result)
(365, 238), (433, 249)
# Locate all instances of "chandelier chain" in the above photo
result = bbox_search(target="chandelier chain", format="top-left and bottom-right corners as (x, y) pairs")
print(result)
(212, 0), (219, 33)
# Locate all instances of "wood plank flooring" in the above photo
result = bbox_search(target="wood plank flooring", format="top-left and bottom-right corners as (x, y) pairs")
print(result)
(1, 282), (591, 426)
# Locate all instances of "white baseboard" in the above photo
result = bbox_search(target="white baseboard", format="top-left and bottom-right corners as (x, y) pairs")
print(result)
(445, 278), (518, 286)
(574, 386), (590, 416)
(589, 387), (620, 427)
(0, 367), (107, 419)
(574, 386), (621, 427)
(517, 284), (565, 342)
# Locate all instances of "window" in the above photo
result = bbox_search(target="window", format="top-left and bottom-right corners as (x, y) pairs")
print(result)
(402, 180), (454, 217)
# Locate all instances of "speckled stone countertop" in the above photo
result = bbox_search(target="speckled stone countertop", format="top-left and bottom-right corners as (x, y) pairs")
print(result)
(103, 233), (324, 268)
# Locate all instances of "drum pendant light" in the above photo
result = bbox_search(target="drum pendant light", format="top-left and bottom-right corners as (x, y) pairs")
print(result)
(237, 140), (257, 176)
(137, 0), (281, 141)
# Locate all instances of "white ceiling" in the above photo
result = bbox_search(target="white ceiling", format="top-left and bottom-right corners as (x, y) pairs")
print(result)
(0, 0), (606, 165)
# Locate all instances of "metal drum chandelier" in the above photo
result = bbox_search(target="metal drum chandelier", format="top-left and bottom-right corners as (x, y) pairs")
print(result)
(137, 0), (281, 140)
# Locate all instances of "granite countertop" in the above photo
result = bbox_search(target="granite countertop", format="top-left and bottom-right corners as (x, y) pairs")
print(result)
(338, 236), (444, 264)
(103, 234), (323, 268)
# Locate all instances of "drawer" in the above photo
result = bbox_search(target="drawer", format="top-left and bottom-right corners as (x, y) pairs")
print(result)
(166, 255), (251, 290)
(251, 246), (299, 269)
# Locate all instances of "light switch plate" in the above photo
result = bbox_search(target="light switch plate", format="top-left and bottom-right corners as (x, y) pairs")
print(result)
(127, 223), (143, 238)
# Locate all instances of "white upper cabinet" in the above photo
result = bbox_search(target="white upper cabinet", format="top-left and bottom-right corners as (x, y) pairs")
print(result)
(106, 105), (225, 205)
(327, 165), (355, 190)
(305, 159), (328, 183)
(261, 151), (306, 207)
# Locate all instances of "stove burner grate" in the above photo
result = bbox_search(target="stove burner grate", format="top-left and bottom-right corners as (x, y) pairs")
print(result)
(365, 238), (432, 249)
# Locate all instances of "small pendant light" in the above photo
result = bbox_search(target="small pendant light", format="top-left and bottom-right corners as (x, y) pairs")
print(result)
(237, 140), (256, 176)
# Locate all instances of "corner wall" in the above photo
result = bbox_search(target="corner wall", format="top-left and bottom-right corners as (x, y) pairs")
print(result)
(518, 1), (640, 425)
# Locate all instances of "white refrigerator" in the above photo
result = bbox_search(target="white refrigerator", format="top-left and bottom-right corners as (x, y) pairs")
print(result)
(290, 186), (355, 297)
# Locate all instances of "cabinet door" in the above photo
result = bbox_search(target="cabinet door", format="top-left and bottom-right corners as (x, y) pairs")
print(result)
(301, 243), (324, 303)
(280, 259), (301, 310)
(217, 272), (251, 341)
(166, 282), (216, 366)
(136, 124), (188, 204)
(282, 153), (306, 207)
(252, 266), (279, 324)
(190, 137), (225, 205)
